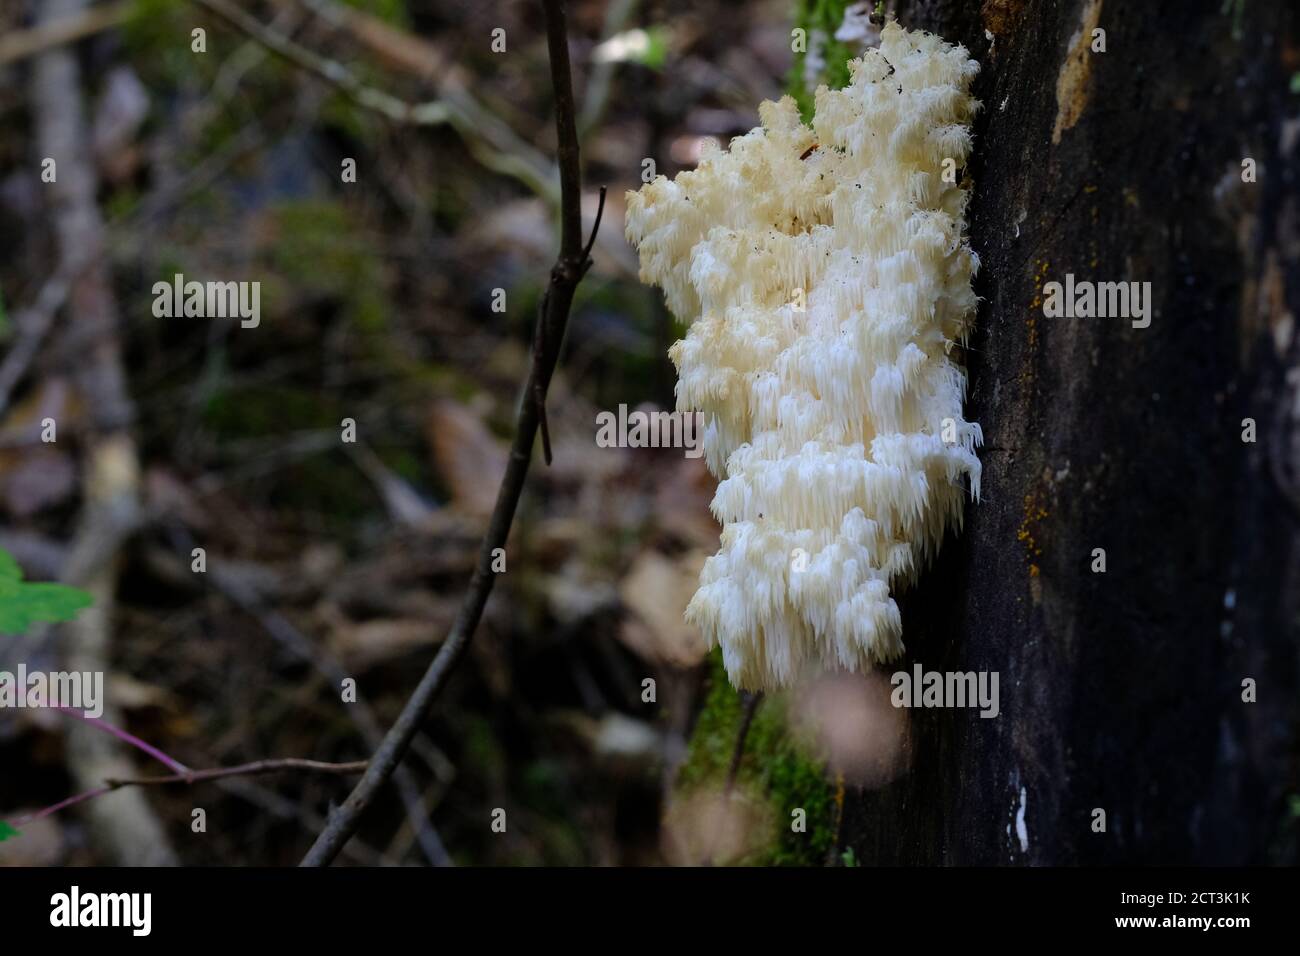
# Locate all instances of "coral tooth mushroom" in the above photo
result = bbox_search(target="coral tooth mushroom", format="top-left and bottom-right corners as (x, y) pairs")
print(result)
(625, 22), (983, 691)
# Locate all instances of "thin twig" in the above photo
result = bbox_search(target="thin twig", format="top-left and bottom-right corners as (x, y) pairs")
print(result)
(724, 691), (764, 796)
(0, 258), (94, 418)
(162, 527), (453, 867)
(0, 0), (131, 67)
(198, 0), (637, 275)
(55, 707), (191, 777)
(214, 775), (385, 865)
(10, 786), (113, 827)
(582, 187), (608, 263)
(532, 184), (605, 465)
(107, 758), (370, 788)
(701, 690), (763, 867)
(32, 0), (172, 865)
(10, 759), (367, 828)
(530, 289), (554, 464)
(300, 0), (602, 866)
(193, 0), (447, 124)
(191, 0), (558, 203)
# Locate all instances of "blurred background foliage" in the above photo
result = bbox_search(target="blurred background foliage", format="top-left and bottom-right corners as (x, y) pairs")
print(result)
(0, 0), (890, 865)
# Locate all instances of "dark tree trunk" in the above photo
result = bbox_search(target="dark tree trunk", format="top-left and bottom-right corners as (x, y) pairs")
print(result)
(842, 0), (1300, 865)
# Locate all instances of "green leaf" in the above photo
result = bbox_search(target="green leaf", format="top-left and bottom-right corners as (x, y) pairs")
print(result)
(633, 28), (669, 71)
(0, 821), (21, 842)
(0, 547), (93, 635)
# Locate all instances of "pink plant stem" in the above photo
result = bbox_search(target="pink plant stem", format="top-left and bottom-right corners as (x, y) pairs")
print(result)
(55, 706), (191, 776)
(7, 759), (367, 829)
(10, 786), (112, 827)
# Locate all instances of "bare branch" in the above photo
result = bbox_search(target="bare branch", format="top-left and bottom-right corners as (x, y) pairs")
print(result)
(162, 528), (454, 867)
(193, 0), (446, 123)
(0, 1), (130, 67)
(30, 0), (173, 867)
(11, 759), (368, 828)
(191, 0), (558, 203)
(300, 0), (602, 867)
(0, 258), (90, 418)
(106, 758), (370, 788)
(55, 707), (190, 776)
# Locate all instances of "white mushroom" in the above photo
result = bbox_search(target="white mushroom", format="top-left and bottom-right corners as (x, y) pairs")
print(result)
(626, 22), (983, 691)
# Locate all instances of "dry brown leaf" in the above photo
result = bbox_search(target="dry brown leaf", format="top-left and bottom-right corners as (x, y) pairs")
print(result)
(107, 673), (179, 711)
(144, 468), (211, 530)
(326, 616), (445, 671)
(618, 550), (708, 667)
(426, 399), (507, 517)
(652, 455), (719, 549)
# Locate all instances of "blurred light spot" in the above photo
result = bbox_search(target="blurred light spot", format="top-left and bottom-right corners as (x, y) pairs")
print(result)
(593, 29), (650, 63)
(662, 787), (770, 865)
(669, 135), (721, 166)
(792, 670), (908, 788)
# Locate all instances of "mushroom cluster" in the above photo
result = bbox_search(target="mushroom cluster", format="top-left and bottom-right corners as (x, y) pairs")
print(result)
(625, 22), (983, 690)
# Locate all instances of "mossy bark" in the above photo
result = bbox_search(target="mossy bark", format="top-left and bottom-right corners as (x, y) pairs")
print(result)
(674, 652), (837, 866)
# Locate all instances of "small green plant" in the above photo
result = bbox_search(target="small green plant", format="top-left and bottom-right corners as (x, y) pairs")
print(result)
(635, 28), (669, 70)
(786, 0), (859, 120)
(674, 651), (835, 865)
(0, 548), (93, 636)
(1220, 0), (1246, 42)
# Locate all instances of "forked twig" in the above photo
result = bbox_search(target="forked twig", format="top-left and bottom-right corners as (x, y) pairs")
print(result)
(300, 0), (604, 866)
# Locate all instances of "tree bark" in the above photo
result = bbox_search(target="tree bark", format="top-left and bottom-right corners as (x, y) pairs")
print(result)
(841, 0), (1300, 865)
